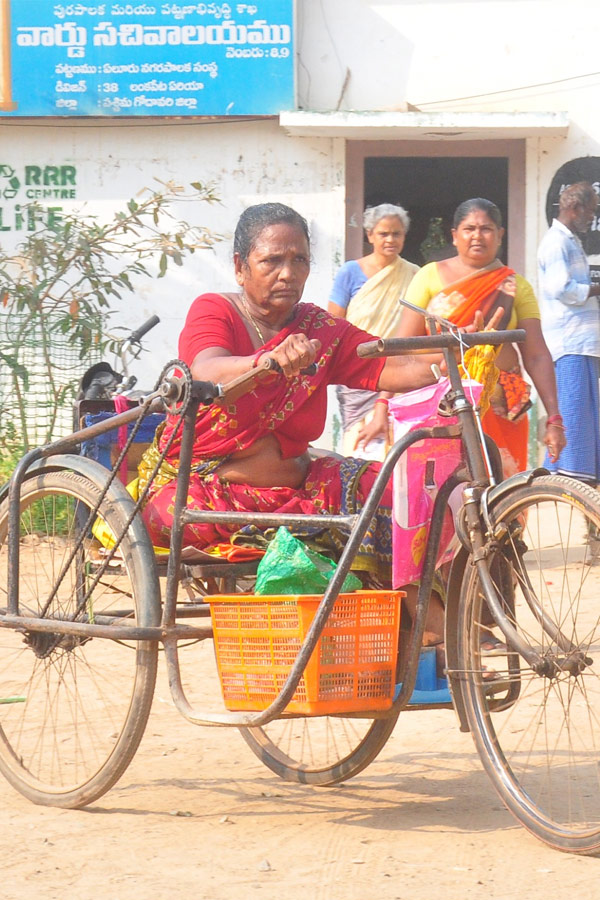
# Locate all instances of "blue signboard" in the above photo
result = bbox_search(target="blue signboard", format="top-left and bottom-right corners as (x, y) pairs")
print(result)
(0, 1), (295, 117)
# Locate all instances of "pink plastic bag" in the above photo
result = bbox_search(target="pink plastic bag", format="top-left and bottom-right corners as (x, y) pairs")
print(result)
(389, 377), (482, 587)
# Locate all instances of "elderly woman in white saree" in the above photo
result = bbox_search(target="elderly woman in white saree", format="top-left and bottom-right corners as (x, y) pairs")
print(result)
(328, 204), (419, 460)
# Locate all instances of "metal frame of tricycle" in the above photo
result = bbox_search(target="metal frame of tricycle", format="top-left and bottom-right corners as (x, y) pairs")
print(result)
(1, 327), (562, 730)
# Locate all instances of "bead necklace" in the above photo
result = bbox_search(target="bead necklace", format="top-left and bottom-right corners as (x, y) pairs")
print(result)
(239, 293), (266, 345)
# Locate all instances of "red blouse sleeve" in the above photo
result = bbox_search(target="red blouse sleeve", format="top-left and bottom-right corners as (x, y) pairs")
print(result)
(327, 319), (386, 391)
(178, 293), (253, 365)
(178, 295), (384, 391)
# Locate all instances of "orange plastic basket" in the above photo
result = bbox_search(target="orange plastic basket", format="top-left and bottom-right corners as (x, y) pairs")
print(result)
(208, 590), (403, 715)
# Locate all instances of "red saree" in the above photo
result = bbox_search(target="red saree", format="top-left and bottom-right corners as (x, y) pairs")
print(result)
(159, 295), (385, 464)
(141, 296), (393, 579)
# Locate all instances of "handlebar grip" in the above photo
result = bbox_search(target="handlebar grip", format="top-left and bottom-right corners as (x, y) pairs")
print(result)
(357, 329), (526, 358)
(128, 315), (160, 344)
(357, 340), (386, 358)
(264, 358), (318, 376)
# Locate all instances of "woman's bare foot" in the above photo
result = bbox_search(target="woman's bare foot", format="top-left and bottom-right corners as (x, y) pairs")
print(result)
(402, 584), (445, 646)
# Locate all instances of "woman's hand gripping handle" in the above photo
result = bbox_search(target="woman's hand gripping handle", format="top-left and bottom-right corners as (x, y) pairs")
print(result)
(217, 336), (321, 404)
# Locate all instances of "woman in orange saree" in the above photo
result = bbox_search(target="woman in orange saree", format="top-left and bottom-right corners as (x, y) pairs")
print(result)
(361, 198), (565, 475)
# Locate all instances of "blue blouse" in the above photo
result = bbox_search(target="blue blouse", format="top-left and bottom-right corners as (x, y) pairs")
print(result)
(329, 260), (368, 310)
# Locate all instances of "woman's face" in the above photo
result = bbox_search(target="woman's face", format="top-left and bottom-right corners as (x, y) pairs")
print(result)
(367, 216), (406, 260)
(452, 210), (504, 268)
(234, 223), (310, 320)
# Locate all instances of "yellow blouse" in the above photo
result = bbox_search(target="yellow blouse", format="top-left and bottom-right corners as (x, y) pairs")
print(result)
(404, 262), (540, 328)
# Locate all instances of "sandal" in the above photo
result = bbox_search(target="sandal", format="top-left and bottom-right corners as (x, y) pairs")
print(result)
(480, 630), (507, 656)
(482, 665), (501, 682)
(483, 666), (510, 695)
(431, 642), (508, 692)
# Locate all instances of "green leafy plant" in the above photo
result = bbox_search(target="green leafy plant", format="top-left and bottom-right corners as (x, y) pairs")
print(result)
(0, 179), (221, 452)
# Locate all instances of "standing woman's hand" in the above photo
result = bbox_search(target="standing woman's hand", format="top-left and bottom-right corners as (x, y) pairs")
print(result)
(353, 401), (392, 451)
(471, 307), (505, 333)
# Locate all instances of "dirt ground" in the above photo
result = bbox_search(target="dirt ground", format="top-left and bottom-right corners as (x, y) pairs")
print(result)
(3, 480), (600, 899)
(1, 639), (599, 900)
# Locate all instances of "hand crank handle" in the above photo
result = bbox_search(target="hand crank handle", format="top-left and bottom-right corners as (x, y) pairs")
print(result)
(216, 356), (317, 403)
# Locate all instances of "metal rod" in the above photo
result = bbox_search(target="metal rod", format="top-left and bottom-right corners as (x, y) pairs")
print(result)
(165, 426), (448, 727)
(181, 510), (356, 528)
(357, 329), (526, 358)
(173, 604), (212, 618)
(163, 397), (201, 627)
(215, 354), (276, 400)
(460, 487), (547, 673)
(0, 614), (214, 642)
(181, 560), (258, 579)
(39, 397), (165, 455)
(0, 614), (164, 642)
(213, 357), (318, 405)
(472, 555), (546, 672)
(444, 348), (491, 487)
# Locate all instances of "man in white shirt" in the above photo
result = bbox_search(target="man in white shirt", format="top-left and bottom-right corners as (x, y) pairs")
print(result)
(537, 181), (600, 484)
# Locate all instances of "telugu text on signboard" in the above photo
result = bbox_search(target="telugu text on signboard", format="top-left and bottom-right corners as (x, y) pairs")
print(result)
(0, 1), (295, 117)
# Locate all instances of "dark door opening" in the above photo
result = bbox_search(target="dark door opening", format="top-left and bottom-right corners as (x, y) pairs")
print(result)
(363, 156), (509, 265)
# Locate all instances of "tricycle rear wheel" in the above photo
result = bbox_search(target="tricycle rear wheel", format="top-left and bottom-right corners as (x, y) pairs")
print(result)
(240, 711), (399, 785)
(0, 468), (159, 808)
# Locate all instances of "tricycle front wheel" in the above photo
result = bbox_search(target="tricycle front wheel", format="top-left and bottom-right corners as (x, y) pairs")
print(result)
(458, 475), (600, 853)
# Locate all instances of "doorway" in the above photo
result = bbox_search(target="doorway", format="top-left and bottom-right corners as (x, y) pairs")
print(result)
(345, 140), (525, 273)
(364, 156), (508, 265)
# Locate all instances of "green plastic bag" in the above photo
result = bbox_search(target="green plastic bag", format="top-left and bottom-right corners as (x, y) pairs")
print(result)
(254, 526), (362, 595)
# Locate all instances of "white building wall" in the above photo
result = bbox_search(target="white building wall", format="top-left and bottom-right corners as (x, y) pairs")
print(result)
(296, 0), (600, 293)
(0, 120), (345, 391)
(297, 0), (600, 118)
(1, 0), (600, 443)
(152, 0), (600, 307)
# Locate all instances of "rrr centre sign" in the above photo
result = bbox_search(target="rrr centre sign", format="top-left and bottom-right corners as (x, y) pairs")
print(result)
(0, 1), (295, 117)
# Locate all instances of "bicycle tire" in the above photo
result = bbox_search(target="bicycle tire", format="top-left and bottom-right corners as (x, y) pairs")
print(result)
(0, 468), (159, 808)
(240, 711), (399, 785)
(458, 474), (600, 852)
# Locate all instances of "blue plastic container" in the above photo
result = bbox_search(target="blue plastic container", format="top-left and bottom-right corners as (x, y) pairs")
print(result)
(395, 646), (452, 705)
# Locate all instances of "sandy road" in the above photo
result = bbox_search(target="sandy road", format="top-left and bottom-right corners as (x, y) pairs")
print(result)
(1, 642), (598, 900)
(2, 474), (600, 898)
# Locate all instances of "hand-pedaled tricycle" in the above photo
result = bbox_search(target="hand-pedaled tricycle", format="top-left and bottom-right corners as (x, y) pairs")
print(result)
(2, 319), (600, 854)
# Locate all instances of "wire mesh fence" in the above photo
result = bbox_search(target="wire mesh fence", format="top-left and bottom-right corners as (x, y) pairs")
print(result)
(0, 312), (101, 450)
